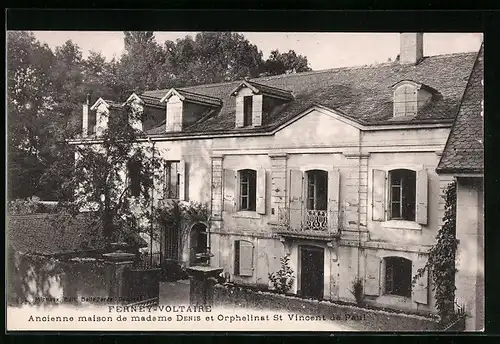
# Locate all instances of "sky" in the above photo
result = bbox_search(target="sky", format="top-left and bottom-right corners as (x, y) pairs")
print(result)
(31, 31), (483, 71)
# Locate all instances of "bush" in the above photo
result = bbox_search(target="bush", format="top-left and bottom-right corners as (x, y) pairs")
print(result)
(268, 255), (295, 294)
(8, 198), (60, 215)
(349, 277), (364, 305)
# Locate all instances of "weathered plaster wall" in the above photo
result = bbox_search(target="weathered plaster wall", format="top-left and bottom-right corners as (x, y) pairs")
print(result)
(155, 139), (213, 204)
(208, 109), (450, 314)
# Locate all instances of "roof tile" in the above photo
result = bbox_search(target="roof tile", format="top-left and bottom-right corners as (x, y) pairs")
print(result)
(140, 52), (477, 136)
(437, 44), (484, 174)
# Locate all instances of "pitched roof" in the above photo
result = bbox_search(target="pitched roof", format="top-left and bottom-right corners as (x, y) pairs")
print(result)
(141, 52), (477, 136)
(161, 88), (223, 107)
(230, 80), (295, 100)
(8, 213), (148, 256)
(437, 44), (484, 174)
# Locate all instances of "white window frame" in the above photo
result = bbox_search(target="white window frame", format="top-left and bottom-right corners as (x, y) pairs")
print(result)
(388, 168), (417, 222)
(238, 169), (257, 212)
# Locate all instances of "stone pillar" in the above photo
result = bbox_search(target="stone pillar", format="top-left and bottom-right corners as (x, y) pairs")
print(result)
(103, 252), (135, 304)
(454, 178), (484, 331)
(186, 266), (223, 307)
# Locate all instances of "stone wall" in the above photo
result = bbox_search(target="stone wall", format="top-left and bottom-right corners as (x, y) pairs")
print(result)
(7, 251), (109, 306)
(213, 283), (439, 332)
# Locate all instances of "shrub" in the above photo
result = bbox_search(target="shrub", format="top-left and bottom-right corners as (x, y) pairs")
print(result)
(349, 277), (364, 305)
(268, 255), (295, 294)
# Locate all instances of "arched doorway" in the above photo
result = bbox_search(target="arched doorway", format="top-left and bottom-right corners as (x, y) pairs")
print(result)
(189, 223), (208, 266)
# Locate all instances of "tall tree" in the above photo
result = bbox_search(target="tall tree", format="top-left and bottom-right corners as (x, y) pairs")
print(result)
(7, 31), (55, 199)
(117, 31), (169, 97)
(54, 104), (161, 245)
(262, 49), (312, 76)
(164, 32), (264, 87)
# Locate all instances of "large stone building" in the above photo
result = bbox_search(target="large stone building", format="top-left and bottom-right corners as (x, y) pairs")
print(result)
(73, 33), (483, 318)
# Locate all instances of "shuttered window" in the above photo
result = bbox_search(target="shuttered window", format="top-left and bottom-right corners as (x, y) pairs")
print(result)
(234, 240), (254, 277)
(239, 169), (257, 211)
(412, 266), (429, 304)
(372, 168), (428, 225)
(243, 96), (253, 127)
(389, 169), (416, 221)
(306, 170), (328, 211)
(164, 161), (180, 199)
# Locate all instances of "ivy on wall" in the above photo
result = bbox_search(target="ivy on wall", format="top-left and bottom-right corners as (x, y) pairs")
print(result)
(413, 180), (458, 325)
(155, 200), (211, 249)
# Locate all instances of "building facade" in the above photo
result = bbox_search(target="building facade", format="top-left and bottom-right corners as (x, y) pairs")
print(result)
(73, 33), (482, 316)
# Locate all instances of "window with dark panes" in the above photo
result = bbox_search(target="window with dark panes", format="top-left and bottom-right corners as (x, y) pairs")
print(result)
(243, 96), (253, 127)
(389, 169), (416, 221)
(384, 256), (412, 298)
(239, 169), (256, 211)
(306, 170), (328, 211)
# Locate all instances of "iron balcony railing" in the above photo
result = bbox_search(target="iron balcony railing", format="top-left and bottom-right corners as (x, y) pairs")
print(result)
(276, 207), (340, 236)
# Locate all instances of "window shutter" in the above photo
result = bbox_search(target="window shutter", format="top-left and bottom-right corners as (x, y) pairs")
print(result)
(413, 266), (429, 304)
(289, 170), (304, 230)
(239, 241), (254, 276)
(256, 169), (267, 214)
(223, 169), (236, 213)
(372, 169), (386, 221)
(178, 160), (186, 201)
(235, 97), (244, 128)
(416, 169), (428, 225)
(252, 95), (263, 127)
(365, 255), (381, 296)
(327, 168), (341, 231)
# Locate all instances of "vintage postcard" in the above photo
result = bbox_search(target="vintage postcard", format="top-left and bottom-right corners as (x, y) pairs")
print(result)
(6, 31), (484, 332)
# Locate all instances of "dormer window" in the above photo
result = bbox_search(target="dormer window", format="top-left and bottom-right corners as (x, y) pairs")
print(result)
(160, 88), (222, 133)
(231, 79), (294, 129)
(243, 96), (253, 127)
(391, 80), (438, 119)
(394, 84), (417, 117)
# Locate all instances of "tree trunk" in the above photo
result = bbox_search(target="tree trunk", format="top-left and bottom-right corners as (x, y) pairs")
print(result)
(103, 187), (113, 250)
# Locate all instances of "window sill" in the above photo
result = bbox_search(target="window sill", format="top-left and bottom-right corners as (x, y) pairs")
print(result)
(232, 211), (261, 219)
(381, 220), (422, 231)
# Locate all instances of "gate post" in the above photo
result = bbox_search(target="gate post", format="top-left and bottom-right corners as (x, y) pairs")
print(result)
(186, 266), (223, 307)
(103, 252), (136, 303)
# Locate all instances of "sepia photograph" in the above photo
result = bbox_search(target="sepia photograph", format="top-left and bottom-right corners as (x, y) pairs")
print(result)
(6, 31), (484, 332)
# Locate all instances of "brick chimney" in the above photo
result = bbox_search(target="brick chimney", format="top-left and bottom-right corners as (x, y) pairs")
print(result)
(400, 33), (424, 65)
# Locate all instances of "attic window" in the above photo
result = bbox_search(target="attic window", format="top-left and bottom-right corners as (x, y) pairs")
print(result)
(393, 84), (417, 117)
(243, 96), (253, 126)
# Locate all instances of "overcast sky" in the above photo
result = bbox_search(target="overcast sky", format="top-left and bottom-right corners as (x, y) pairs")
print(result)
(32, 32), (483, 70)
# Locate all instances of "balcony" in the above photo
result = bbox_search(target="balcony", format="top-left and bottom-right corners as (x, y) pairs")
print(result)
(273, 207), (341, 241)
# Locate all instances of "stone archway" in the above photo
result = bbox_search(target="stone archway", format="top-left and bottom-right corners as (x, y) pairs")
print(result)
(189, 223), (208, 266)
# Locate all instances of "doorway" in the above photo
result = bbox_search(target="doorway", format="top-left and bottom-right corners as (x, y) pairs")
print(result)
(189, 223), (208, 266)
(300, 246), (325, 299)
